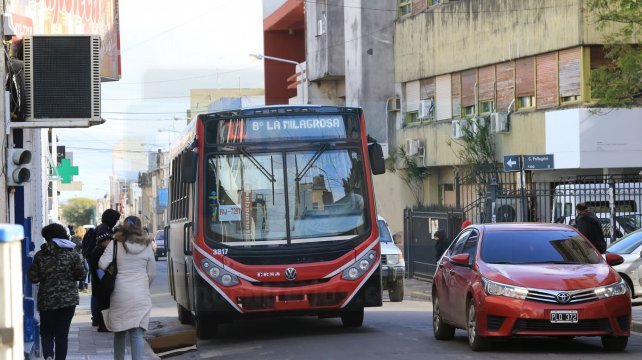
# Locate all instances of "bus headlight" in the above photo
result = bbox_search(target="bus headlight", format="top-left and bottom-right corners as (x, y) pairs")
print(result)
(342, 250), (378, 281)
(200, 259), (239, 287)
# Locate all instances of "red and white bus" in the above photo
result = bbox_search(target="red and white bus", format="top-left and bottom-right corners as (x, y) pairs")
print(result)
(165, 105), (386, 338)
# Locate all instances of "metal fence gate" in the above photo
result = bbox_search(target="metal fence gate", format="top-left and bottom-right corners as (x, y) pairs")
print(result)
(403, 208), (463, 280)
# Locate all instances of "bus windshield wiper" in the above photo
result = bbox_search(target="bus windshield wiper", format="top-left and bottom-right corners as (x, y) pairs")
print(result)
(239, 147), (276, 183)
(295, 144), (329, 182)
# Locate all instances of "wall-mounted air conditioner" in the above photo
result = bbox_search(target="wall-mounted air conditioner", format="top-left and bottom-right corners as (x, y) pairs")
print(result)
(418, 99), (434, 120)
(387, 97), (401, 111)
(405, 138), (421, 156)
(451, 120), (463, 139)
(470, 117), (485, 134)
(490, 112), (510, 133)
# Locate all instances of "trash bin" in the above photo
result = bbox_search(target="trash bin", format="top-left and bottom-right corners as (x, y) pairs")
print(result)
(0, 224), (25, 360)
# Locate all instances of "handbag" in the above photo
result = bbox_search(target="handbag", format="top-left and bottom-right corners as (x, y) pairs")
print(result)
(101, 240), (118, 296)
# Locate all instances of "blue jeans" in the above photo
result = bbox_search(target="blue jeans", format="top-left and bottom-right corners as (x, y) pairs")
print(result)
(40, 306), (75, 360)
(114, 327), (145, 360)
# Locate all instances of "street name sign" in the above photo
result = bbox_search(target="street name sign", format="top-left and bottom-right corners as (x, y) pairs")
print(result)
(503, 155), (521, 172)
(523, 154), (554, 170)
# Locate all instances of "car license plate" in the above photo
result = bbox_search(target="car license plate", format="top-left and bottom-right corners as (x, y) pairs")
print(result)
(550, 310), (578, 323)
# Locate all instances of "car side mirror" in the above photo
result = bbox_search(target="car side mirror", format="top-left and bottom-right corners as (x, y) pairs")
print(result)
(181, 151), (198, 183)
(605, 253), (624, 267)
(450, 253), (470, 267)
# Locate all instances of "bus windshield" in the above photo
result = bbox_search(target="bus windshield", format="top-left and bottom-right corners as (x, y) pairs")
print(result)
(205, 148), (367, 246)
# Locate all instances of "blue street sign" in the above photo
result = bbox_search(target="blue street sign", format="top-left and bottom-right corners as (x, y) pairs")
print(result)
(523, 154), (554, 170)
(503, 155), (521, 172)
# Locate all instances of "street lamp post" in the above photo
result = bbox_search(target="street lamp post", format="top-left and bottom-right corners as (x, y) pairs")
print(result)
(249, 53), (305, 105)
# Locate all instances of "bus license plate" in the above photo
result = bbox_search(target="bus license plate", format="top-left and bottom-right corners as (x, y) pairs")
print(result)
(550, 310), (578, 323)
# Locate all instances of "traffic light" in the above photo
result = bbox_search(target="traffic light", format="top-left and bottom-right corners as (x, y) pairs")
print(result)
(6, 148), (32, 186)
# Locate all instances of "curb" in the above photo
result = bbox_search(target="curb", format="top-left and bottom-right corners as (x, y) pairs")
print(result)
(410, 291), (431, 302)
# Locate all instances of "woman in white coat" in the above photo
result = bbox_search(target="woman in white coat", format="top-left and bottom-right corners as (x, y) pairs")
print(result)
(99, 216), (155, 360)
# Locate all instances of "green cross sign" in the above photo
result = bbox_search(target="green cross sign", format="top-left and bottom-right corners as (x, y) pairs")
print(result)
(56, 158), (79, 184)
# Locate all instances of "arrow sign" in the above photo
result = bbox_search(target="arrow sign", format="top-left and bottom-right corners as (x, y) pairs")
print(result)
(503, 155), (521, 172)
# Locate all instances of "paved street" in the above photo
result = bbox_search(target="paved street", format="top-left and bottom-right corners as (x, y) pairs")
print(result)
(66, 260), (642, 359)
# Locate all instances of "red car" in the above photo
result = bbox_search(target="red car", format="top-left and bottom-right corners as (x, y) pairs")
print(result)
(432, 223), (631, 351)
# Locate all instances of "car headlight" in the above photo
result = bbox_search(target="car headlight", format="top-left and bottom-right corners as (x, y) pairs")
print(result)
(594, 279), (628, 299)
(482, 278), (527, 300)
(387, 254), (400, 265)
(342, 250), (378, 280)
(200, 259), (239, 287)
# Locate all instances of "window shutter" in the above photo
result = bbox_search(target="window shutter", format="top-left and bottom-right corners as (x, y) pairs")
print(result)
(436, 74), (452, 121)
(461, 69), (477, 107)
(559, 47), (581, 97)
(420, 77), (435, 100)
(536, 52), (558, 108)
(496, 61), (514, 112)
(451, 73), (461, 118)
(515, 57), (535, 97)
(478, 65), (495, 101)
(406, 80), (420, 112)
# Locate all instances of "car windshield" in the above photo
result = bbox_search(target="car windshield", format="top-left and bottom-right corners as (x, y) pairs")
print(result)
(205, 148), (367, 246)
(155, 232), (164, 241)
(481, 230), (601, 265)
(607, 230), (642, 254)
(616, 214), (642, 234)
(377, 220), (393, 243)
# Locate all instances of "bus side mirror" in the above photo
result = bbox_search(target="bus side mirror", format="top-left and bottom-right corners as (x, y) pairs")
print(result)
(368, 142), (385, 175)
(181, 151), (198, 183)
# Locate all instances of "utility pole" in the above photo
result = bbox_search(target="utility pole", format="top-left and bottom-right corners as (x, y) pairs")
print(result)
(0, 1), (9, 223)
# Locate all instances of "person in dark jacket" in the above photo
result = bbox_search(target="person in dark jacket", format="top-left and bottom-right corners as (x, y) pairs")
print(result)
(88, 229), (116, 332)
(29, 223), (86, 360)
(83, 209), (121, 328)
(575, 203), (607, 253)
(434, 230), (449, 262)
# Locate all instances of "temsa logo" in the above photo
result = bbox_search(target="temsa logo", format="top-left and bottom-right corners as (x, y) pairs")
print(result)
(257, 272), (281, 278)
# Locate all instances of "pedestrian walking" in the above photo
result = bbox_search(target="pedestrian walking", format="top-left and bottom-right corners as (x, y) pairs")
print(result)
(574, 203), (607, 253)
(68, 225), (89, 292)
(29, 223), (86, 360)
(83, 209), (121, 327)
(99, 216), (155, 360)
(433, 229), (449, 262)
(88, 230), (115, 332)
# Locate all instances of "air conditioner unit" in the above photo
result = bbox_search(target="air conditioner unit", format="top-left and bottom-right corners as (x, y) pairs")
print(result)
(470, 117), (486, 134)
(418, 99), (434, 120)
(405, 138), (421, 156)
(24, 35), (101, 122)
(490, 112), (510, 133)
(451, 120), (463, 139)
(494, 197), (525, 222)
(387, 97), (401, 111)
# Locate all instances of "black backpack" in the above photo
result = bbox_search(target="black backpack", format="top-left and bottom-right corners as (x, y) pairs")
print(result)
(81, 228), (96, 258)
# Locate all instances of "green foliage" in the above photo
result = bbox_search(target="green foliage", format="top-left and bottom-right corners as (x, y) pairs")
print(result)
(588, 0), (642, 107)
(449, 118), (496, 172)
(386, 145), (431, 207)
(60, 198), (96, 227)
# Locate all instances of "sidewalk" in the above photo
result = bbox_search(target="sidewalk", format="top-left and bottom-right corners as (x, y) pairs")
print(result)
(406, 277), (642, 333)
(66, 291), (160, 360)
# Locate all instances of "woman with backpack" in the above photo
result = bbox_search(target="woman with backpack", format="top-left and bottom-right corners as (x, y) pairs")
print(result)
(99, 215), (155, 360)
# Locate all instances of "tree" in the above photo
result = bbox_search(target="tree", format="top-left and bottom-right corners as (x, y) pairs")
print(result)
(588, 0), (642, 107)
(60, 198), (96, 226)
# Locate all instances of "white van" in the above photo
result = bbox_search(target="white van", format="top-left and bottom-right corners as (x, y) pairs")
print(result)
(552, 182), (641, 223)
(377, 216), (405, 302)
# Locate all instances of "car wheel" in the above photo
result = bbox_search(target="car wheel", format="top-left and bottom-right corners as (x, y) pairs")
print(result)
(340, 306), (364, 327)
(432, 293), (455, 340)
(467, 300), (490, 351)
(601, 335), (628, 351)
(389, 279), (404, 302)
(177, 303), (193, 325)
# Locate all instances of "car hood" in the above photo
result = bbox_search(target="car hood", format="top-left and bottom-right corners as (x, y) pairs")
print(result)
(479, 262), (619, 290)
(380, 241), (402, 256)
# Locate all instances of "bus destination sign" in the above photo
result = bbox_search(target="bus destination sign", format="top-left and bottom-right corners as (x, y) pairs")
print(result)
(218, 115), (347, 143)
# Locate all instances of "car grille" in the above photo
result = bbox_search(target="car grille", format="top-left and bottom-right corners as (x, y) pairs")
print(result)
(381, 254), (387, 265)
(525, 288), (598, 304)
(513, 318), (611, 333)
(487, 315), (506, 331)
(251, 279), (330, 288)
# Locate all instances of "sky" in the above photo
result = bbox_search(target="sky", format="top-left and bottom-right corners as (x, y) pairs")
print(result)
(57, 0), (265, 202)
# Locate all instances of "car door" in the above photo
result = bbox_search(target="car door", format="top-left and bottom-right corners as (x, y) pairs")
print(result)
(448, 229), (480, 327)
(438, 230), (471, 323)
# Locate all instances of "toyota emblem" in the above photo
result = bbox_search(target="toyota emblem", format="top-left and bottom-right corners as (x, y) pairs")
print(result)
(556, 292), (571, 304)
(284, 267), (297, 281)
